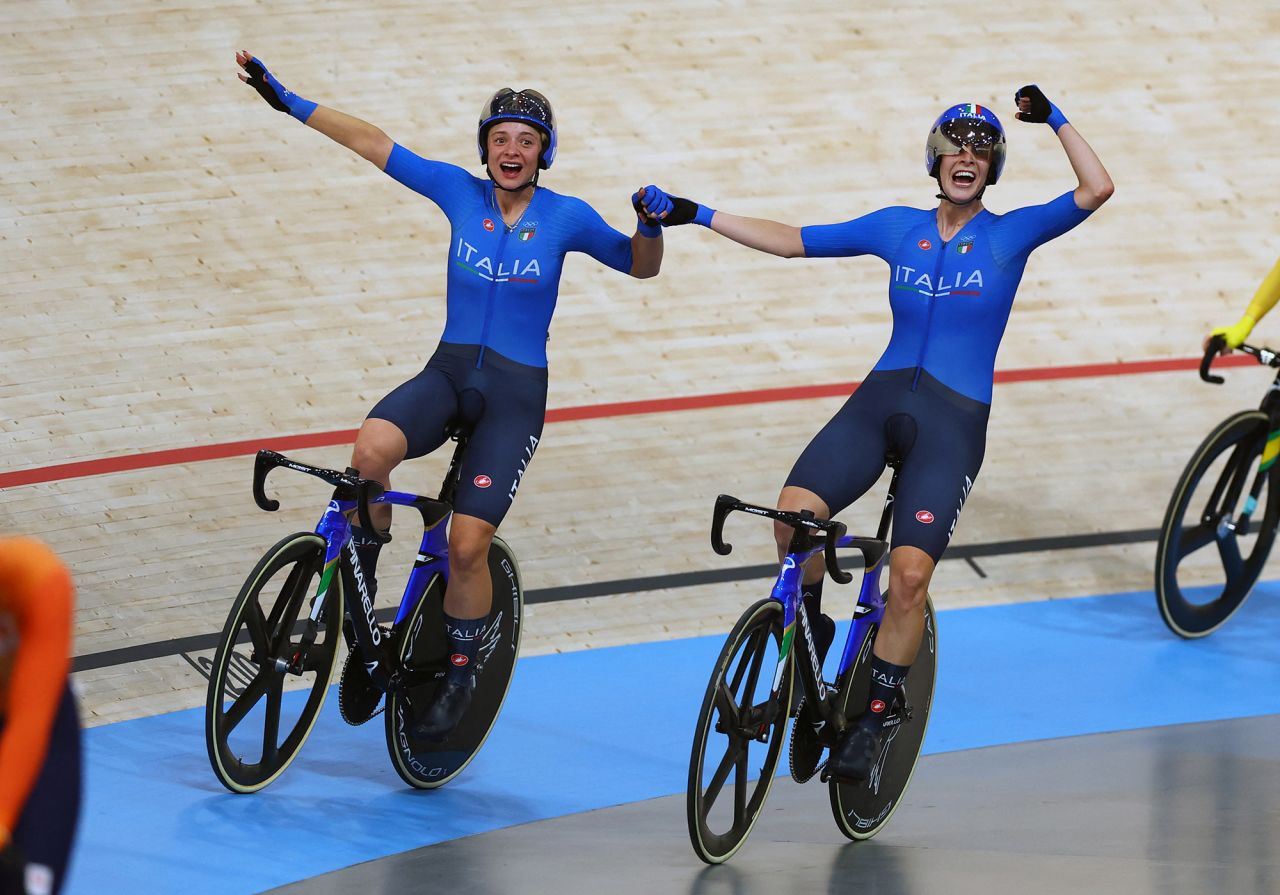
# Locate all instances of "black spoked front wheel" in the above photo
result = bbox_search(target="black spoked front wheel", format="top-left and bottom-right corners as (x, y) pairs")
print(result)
(686, 598), (792, 864)
(384, 536), (524, 789)
(829, 595), (937, 840)
(205, 532), (343, 793)
(1156, 410), (1279, 638)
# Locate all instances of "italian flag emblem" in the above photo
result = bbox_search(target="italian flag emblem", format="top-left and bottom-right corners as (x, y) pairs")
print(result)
(518, 226), (536, 242)
(957, 237), (975, 255)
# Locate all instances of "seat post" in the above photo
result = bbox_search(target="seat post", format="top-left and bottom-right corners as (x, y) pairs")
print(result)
(436, 425), (472, 505)
(876, 452), (903, 543)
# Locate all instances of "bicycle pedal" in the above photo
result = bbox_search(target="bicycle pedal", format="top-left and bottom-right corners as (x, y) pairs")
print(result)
(821, 767), (864, 787)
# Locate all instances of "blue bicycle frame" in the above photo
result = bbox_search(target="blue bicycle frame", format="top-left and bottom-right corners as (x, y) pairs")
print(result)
(309, 491), (452, 630)
(710, 456), (899, 729)
(772, 534), (887, 697)
(251, 443), (466, 685)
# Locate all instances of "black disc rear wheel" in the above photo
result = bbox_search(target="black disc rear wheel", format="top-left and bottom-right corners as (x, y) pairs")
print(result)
(828, 595), (937, 840)
(384, 536), (524, 788)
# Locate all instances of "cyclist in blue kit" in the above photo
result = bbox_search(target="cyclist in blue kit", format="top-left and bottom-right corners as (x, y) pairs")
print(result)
(645, 86), (1112, 781)
(236, 51), (667, 739)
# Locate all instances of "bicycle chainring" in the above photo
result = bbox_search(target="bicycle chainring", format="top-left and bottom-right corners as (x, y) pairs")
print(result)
(789, 697), (828, 783)
(338, 648), (385, 726)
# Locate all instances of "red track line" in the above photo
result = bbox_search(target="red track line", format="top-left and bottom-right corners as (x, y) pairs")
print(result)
(1, 354), (1255, 489)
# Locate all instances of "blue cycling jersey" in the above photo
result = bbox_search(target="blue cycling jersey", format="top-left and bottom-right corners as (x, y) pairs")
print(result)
(385, 144), (636, 368)
(801, 191), (1091, 403)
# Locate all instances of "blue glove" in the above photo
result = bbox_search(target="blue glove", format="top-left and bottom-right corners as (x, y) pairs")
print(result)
(632, 185), (672, 237)
(240, 54), (317, 123)
(1014, 85), (1069, 132)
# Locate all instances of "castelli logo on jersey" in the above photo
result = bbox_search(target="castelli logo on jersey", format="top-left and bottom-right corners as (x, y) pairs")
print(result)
(450, 654), (469, 667)
(474, 474), (492, 488)
(871, 699), (887, 713)
(918, 239), (932, 251)
(483, 218), (495, 232)
(916, 510), (935, 524)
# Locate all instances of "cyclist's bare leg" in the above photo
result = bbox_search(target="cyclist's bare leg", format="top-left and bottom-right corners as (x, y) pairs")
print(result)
(775, 486), (837, 672)
(415, 512), (497, 739)
(829, 544), (934, 780)
(775, 485), (830, 586)
(873, 545), (933, 665)
(443, 513), (496, 619)
(349, 418), (409, 530)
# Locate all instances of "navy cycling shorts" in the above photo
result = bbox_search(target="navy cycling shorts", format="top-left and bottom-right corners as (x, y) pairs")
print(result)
(7, 683), (81, 895)
(785, 368), (990, 562)
(368, 342), (546, 527)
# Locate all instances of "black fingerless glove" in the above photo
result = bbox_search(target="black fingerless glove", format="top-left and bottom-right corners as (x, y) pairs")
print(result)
(1014, 84), (1068, 131)
(242, 57), (317, 122)
(663, 196), (718, 227)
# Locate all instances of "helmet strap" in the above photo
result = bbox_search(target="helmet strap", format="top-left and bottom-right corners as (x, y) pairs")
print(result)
(935, 176), (986, 208)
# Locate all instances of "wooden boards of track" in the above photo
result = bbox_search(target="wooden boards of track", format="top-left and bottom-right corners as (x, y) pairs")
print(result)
(3, 0), (1280, 723)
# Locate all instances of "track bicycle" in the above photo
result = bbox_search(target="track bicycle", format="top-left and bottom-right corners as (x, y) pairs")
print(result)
(686, 457), (937, 864)
(204, 427), (524, 793)
(1155, 337), (1280, 638)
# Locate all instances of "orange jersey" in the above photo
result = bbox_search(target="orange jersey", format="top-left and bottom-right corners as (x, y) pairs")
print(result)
(0, 537), (74, 836)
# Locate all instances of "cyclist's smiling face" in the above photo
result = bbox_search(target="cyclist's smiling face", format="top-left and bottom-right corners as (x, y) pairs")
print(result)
(486, 122), (543, 187)
(938, 147), (990, 203)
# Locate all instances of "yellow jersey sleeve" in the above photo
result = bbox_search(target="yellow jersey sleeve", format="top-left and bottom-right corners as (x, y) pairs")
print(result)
(1212, 258), (1280, 348)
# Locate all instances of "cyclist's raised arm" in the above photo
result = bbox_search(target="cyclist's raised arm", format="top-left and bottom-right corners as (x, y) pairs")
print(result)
(236, 50), (394, 170)
(634, 186), (804, 258)
(1208, 257), (1280, 351)
(1014, 85), (1114, 211)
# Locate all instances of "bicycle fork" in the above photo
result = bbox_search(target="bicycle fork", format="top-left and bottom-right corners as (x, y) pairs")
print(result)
(1211, 429), (1277, 537)
(292, 495), (401, 689)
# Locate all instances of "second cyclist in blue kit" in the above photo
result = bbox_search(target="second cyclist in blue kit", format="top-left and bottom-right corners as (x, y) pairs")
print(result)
(645, 86), (1113, 780)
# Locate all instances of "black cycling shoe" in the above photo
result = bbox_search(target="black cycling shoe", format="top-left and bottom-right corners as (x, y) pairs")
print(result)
(826, 718), (885, 783)
(412, 677), (474, 742)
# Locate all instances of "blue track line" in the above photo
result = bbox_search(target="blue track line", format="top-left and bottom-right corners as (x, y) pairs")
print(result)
(64, 585), (1280, 894)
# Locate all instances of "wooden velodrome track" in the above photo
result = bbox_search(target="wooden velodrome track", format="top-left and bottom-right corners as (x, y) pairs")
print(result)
(3, 1), (1280, 728)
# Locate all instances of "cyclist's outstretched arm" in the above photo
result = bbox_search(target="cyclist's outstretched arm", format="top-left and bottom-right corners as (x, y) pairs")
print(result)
(1206, 258), (1280, 351)
(236, 50), (394, 170)
(632, 185), (803, 258)
(708, 211), (805, 258)
(1013, 85), (1113, 211)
